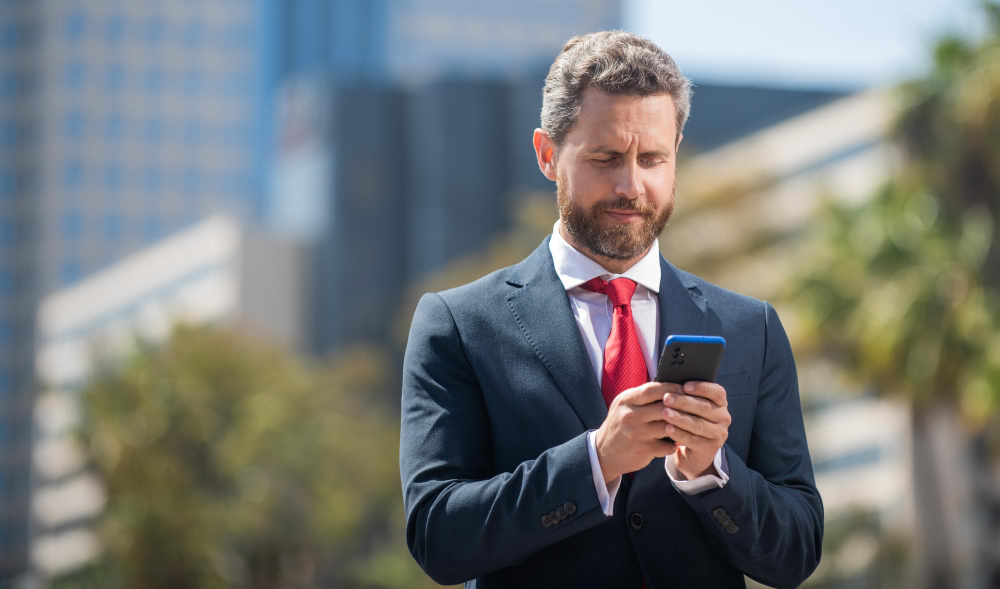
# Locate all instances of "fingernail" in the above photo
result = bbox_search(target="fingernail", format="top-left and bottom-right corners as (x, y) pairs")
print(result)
(684, 382), (695, 392)
(665, 408), (675, 418)
(665, 394), (675, 405)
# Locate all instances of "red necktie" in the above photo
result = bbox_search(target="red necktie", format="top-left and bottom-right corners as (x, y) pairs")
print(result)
(579, 277), (651, 588)
(579, 277), (649, 409)
(579, 277), (649, 484)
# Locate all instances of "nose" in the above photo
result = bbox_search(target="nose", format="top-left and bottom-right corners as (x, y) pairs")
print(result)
(614, 160), (643, 201)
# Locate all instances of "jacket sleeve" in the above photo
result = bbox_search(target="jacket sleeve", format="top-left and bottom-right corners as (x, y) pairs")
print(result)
(399, 293), (608, 585)
(670, 301), (825, 589)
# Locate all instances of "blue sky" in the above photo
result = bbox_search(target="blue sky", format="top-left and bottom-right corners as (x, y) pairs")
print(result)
(625, 0), (989, 89)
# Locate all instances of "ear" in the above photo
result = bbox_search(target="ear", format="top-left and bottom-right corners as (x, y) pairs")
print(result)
(675, 131), (684, 151)
(533, 128), (558, 182)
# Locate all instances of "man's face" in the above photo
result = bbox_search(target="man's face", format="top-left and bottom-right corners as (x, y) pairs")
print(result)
(543, 87), (681, 260)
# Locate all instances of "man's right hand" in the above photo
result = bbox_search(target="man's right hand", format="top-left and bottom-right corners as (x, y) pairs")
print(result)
(594, 381), (680, 484)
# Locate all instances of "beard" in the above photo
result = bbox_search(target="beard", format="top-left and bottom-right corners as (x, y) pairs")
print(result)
(556, 175), (675, 261)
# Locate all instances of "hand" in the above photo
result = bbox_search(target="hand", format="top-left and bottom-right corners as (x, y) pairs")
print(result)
(594, 382), (678, 484)
(661, 381), (731, 480)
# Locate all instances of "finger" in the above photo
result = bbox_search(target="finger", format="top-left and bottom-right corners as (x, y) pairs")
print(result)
(625, 381), (675, 407)
(649, 438), (678, 457)
(641, 418), (671, 438)
(637, 400), (674, 423)
(682, 381), (727, 407)
(663, 392), (718, 421)
(662, 406), (721, 438)
(663, 421), (712, 448)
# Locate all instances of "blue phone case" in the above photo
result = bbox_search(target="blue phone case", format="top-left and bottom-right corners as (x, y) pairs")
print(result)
(663, 335), (727, 348)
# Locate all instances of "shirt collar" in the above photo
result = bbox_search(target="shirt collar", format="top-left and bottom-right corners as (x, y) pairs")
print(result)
(548, 219), (661, 294)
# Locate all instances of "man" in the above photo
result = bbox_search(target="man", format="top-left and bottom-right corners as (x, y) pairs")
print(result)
(400, 30), (823, 588)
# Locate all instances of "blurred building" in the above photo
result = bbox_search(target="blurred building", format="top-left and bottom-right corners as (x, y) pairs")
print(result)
(271, 0), (624, 354)
(1, 0), (281, 576)
(29, 215), (310, 580)
(0, 1), (40, 576)
(275, 0), (622, 83)
(37, 0), (276, 294)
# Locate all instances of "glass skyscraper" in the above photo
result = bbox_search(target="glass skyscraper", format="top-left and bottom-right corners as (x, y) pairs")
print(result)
(3, 0), (625, 580)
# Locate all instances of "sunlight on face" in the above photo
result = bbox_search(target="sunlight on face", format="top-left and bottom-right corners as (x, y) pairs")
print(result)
(555, 87), (681, 261)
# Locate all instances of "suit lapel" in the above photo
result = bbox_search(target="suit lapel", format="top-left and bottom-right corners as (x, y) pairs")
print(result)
(655, 255), (710, 363)
(504, 237), (713, 434)
(505, 236), (607, 431)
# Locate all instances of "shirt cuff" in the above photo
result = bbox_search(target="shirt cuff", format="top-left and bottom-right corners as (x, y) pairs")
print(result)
(664, 446), (730, 495)
(586, 429), (621, 516)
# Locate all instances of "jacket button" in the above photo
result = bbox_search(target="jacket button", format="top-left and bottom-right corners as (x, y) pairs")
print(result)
(712, 507), (726, 519)
(541, 515), (552, 527)
(555, 506), (566, 520)
(727, 524), (740, 534)
(549, 510), (560, 523)
(564, 501), (576, 515)
(630, 512), (643, 530)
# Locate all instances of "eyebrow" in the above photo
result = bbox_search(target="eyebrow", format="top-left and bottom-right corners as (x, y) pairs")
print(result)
(582, 146), (673, 158)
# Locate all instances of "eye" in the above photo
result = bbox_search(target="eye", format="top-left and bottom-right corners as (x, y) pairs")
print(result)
(593, 157), (615, 164)
(641, 158), (663, 167)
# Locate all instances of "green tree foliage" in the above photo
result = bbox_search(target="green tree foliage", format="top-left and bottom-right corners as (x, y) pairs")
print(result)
(788, 3), (1000, 587)
(67, 324), (445, 589)
(790, 2), (1000, 434)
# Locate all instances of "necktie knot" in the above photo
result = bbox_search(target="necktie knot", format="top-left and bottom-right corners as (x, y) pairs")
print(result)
(579, 277), (638, 308)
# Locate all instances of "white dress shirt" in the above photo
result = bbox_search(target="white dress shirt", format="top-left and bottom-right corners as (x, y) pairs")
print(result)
(548, 220), (729, 516)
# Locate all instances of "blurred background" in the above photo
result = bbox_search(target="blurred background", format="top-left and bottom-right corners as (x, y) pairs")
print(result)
(0, 0), (997, 587)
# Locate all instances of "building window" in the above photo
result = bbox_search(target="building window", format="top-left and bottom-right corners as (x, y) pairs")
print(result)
(142, 116), (163, 142)
(0, 219), (14, 246)
(142, 216), (161, 242)
(104, 13), (125, 44)
(103, 62), (125, 93)
(0, 119), (16, 147)
(182, 21), (203, 49)
(60, 211), (83, 242)
(0, 71), (18, 100)
(144, 17), (164, 46)
(103, 113), (123, 141)
(61, 160), (84, 188)
(62, 61), (85, 90)
(103, 212), (122, 244)
(142, 166), (162, 196)
(59, 259), (82, 286)
(62, 110), (85, 140)
(182, 118), (201, 145)
(182, 69), (202, 98)
(181, 167), (201, 194)
(0, 169), (13, 195)
(63, 10), (86, 42)
(102, 163), (123, 192)
(143, 66), (163, 93)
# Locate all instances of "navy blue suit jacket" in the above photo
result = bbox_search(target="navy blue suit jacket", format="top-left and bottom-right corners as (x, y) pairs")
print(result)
(400, 236), (823, 588)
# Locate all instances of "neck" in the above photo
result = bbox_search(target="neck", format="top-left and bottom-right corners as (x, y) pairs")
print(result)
(557, 220), (651, 275)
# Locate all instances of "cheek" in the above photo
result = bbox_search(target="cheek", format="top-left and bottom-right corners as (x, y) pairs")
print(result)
(564, 167), (608, 199)
(574, 166), (616, 194)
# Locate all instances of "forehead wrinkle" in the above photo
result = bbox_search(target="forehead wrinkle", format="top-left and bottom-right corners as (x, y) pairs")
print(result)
(583, 133), (672, 157)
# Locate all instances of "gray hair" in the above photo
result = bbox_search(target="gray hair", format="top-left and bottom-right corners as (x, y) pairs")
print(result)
(541, 30), (693, 147)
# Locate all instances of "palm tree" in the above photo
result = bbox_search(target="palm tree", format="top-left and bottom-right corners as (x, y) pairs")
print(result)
(789, 4), (1000, 587)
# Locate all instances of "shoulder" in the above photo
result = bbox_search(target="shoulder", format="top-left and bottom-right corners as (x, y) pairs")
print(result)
(672, 263), (771, 315)
(419, 238), (552, 320)
(415, 264), (518, 329)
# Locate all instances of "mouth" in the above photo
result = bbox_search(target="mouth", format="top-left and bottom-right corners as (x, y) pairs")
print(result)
(603, 210), (645, 222)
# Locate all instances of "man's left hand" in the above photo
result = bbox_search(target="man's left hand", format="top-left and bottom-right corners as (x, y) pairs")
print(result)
(661, 381), (731, 480)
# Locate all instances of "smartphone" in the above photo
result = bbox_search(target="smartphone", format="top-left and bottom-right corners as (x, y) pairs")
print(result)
(654, 335), (726, 443)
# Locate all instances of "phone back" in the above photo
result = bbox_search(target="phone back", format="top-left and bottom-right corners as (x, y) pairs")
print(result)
(655, 337), (725, 384)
